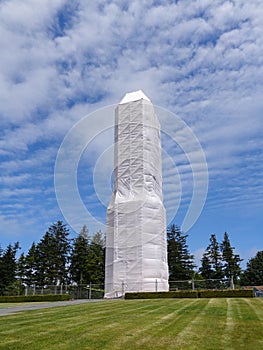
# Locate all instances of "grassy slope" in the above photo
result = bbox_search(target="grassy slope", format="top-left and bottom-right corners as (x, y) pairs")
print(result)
(0, 298), (262, 350)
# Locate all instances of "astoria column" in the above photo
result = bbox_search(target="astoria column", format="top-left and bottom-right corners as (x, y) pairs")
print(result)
(104, 90), (169, 297)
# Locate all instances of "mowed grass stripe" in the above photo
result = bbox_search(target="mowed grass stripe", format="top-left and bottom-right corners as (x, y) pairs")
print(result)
(0, 299), (199, 349)
(109, 299), (204, 348)
(0, 299), (195, 350)
(162, 298), (226, 349)
(227, 298), (263, 349)
(0, 300), (169, 347)
(221, 298), (235, 349)
(243, 297), (263, 320)
(1, 300), (145, 328)
(71, 299), (200, 348)
(0, 298), (263, 350)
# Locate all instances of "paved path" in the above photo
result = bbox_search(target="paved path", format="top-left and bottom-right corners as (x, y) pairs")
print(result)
(0, 299), (104, 317)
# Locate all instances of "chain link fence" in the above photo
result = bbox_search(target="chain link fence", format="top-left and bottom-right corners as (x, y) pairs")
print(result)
(23, 284), (104, 299)
(3, 277), (253, 298)
(169, 278), (234, 291)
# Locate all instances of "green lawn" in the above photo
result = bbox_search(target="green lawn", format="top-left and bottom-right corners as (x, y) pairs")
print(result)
(0, 302), (49, 308)
(0, 298), (262, 349)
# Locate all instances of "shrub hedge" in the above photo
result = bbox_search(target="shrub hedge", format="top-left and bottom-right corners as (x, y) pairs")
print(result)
(125, 289), (254, 299)
(125, 291), (198, 299)
(0, 294), (71, 303)
(198, 289), (254, 298)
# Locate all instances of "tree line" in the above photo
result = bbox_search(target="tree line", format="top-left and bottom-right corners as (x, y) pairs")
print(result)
(167, 224), (262, 286)
(0, 221), (262, 296)
(0, 221), (104, 296)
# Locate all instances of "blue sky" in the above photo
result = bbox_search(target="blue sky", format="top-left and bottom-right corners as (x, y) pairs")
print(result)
(0, 0), (262, 267)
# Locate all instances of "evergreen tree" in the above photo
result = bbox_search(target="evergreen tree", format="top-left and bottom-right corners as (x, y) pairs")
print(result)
(240, 251), (263, 286)
(34, 221), (71, 285)
(34, 231), (56, 285)
(167, 225), (195, 280)
(50, 220), (71, 284)
(86, 231), (105, 285)
(199, 234), (224, 280)
(0, 242), (20, 295)
(17, 252), (27, 285)
(24, 242), (38, 286)
(199, 254), (213, 280)
(69, 225), (90, 284)
(220, 232), (242, 282)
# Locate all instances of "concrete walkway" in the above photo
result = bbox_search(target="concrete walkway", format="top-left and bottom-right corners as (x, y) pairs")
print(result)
(0, 299), (104, 317)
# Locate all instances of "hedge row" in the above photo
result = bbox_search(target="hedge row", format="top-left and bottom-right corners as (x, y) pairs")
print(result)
(198, 289), (254, 298)
(125, 289), (254, 299)
(0, 294), (71, 303)
(125, 291), (198, 299)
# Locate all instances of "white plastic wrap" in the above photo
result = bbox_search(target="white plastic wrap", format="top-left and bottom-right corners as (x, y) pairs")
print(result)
(104, 91), (169, 298)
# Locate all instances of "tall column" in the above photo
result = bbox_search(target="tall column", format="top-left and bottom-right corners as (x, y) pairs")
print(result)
(104, 90), (169, 298)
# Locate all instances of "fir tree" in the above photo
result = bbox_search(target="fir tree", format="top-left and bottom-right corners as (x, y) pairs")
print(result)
(17, 252), (27, 285)
(0, 242), (20, 295)
(86, 231), (105, 285)
(69, 225), (90, 284)
(167, 225), (195, 281)
(199, 254), (213, 280)
(34, 221), (71, 285)
(24, 242), (38, 286)
(240, 251), (263, 286)
(220, 232), (242, 282)
(200, 234), (224, 280)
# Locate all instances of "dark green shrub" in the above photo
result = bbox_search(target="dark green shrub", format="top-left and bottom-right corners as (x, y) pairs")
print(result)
(198, 289), (254, 298)
(125, 291), (198, 299)
(0, 294), (71, 303)
(125, 289), (254, 299)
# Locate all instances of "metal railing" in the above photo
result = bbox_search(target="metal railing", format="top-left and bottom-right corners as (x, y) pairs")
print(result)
(2, 278), (241, 298)
(24, 284), (104, 299)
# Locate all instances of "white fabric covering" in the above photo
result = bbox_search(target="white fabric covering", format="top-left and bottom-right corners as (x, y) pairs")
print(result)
(119, 90), (150, 104)
(104, 91), (169, 298)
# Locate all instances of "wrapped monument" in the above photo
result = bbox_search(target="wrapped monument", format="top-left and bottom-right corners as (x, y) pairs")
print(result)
(104, 90), (169, 298)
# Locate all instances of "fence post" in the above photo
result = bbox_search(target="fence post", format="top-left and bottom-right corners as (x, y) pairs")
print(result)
(230, 276), (234, 290)
(155, 279), (158, 292)
(191, 279), (195, 290)
(25, 286), (28, 296)
(121, 281), (125, 298)
(60, 284), (63, 295)
(89, 283), (92, 299)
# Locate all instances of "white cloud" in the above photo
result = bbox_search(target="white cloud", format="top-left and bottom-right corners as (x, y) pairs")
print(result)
(0, 0), (262, 260)
(0, 173), (30, 185)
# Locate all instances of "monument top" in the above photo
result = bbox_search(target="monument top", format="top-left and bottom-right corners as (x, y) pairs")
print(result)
(119, 90), (150, 104)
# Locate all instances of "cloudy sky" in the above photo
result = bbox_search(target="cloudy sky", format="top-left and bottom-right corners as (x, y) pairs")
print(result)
(0, 0), (262, 267)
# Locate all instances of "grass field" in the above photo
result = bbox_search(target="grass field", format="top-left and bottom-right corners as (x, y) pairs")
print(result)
(0, 302), (50, 307)
(0, 298), (262, 349)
